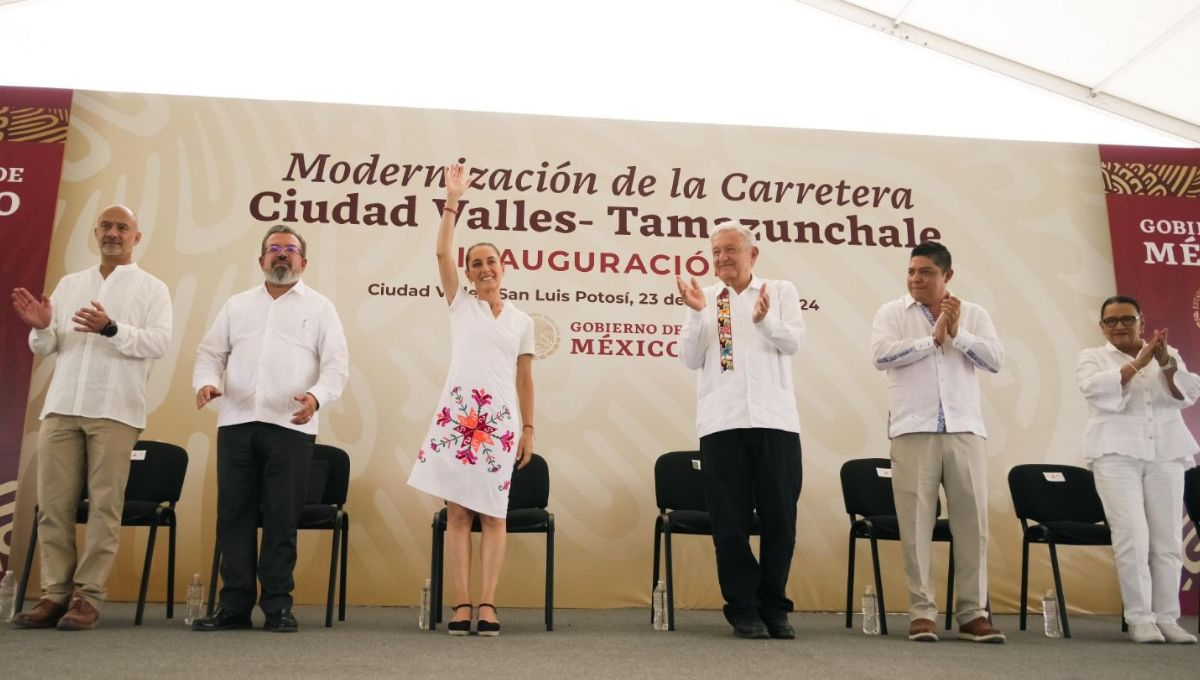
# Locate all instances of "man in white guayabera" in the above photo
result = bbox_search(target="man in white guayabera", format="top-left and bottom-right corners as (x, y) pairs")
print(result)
(676, 222), (805, 640)
(192, 224), (348, 634)
(11, 204), (172, 631)
(870, 241), (1005, 644)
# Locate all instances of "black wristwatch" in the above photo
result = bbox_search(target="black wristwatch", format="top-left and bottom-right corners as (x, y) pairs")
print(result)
(100, 320), (118, 338)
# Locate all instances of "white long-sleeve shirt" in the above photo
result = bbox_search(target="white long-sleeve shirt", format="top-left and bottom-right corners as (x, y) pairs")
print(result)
(871, 294), (1003, 438)
(30, 263), (172, 429)
(193, 280), (349, 435)
(679, 276), (805, 438)
(1077, 343), (1200, 466)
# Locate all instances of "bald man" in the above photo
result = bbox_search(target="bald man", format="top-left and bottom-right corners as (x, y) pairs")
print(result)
(11, 205), (172, 630)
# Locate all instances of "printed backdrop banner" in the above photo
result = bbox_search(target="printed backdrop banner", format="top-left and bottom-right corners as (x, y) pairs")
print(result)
(0, 86), (72, 573)
(1100, 145), (1200, 615)
(11, 88), (1175, 615)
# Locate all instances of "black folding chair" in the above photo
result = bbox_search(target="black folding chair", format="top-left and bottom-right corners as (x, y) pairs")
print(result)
(1184, 467), (1200, 633)
(429, 453), (553, 631)
(650, 450), (760, 631)
(839, 458), (955, 635)
(16, 440), (188, 625)
(1008, 463), (1120, 638)
(207, 444), (350, 627)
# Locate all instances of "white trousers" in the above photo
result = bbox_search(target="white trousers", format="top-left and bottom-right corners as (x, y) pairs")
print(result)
(1090, 454), (1186, 625)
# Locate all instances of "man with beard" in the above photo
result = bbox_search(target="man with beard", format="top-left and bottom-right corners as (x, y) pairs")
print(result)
(11, 204), (172, 630)
(191, 224), (348, 632)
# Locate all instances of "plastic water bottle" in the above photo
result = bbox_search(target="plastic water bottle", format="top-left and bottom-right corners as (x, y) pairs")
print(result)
(652, 580), (667, 630)
(862, 585), (880, 635)
(0, 570), (16, 623)
(184, 574), (203, 625)
(1042, 589), (1062, 638)
(418, 579), (431, 630)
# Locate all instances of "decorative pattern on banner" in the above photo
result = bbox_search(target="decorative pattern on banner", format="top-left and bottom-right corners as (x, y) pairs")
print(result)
(0, 86), (73, 573)
(0, 105), (71, 143)
(1100, 145), (1200, 616)
(1101, 161), (1200, 198)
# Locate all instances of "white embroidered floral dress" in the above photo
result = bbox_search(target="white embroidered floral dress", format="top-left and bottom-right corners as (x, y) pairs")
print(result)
(407, 288), (534, 518)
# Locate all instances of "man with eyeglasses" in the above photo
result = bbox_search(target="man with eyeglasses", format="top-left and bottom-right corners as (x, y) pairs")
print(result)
(11, 204), (171, 630)
(192, 224), (348, 633)
(870, 241), (1006, 643)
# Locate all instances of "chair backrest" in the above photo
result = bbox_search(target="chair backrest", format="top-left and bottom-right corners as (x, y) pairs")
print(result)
(1184, 466), (1200, 524)
(124, 440), (188, 504)
(654, 451), (707, 513)
(839, 458), (897, 518)
(508, 453), (549, 510)
(1007, 463), (1106, 524)
(312, 444), (350, 506)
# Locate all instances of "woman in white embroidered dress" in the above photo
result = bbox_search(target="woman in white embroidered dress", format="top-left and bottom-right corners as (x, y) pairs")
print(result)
(1077, 294), (1199, 644)
(408, 164), (535, 636)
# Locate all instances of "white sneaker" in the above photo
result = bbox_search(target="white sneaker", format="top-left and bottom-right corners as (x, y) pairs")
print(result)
(1128, 622), (1165, 643)
(1157, 621), (1198, 644)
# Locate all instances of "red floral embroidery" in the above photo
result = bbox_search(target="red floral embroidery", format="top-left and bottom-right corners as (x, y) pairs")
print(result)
(435, 407), (452, 426)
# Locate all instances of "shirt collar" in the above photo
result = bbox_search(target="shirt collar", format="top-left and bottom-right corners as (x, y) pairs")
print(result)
(259, 278), (308, 299)
(723, 275), (764, 295)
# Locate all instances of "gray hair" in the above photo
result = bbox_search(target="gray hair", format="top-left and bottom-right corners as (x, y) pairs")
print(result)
(261, 224), (307, 257)
(709, 221), (754, 248)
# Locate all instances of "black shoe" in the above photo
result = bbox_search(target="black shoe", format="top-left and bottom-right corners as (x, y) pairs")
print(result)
(263, 609), (298, 633)
(192, 608), (253, 631)
(476, 603), (501, 637)
(447, 604), (472, 636)
(764, 619), (795, 639)
(733, 618), (770, 640)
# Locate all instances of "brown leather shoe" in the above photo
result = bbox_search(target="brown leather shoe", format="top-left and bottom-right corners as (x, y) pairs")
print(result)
(56, 591), (99, 631)
(957, 616), (1006, 643)
(907, 617), (939, 641)
(12, 598), (68, 629)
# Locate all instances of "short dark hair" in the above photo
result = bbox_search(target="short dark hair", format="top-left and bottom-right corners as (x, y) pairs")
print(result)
(1100, 295), (1141, 319)
(261, 224), (307, 257)
(464, 242), (500, 265)
(910, 241), (951, 273)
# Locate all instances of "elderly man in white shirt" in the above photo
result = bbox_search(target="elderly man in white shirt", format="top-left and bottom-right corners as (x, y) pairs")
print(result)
(1078, 295), (1199, 644)
(11, 204), (172, 631)
(870, 241), (1005, 644)
(676, 222), (805, 640)
(192, 224), (348, 633)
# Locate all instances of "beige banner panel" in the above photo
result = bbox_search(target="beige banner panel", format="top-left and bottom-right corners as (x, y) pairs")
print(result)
(14, 91), (1125, 613)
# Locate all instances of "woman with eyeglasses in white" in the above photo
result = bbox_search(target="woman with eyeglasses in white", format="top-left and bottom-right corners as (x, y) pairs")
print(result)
(1077, 294), (1199, 644)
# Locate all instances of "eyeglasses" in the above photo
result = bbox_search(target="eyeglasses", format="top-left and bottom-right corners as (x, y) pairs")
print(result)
(266, 244), (301, 255)
(1100, 315), (1140, 328)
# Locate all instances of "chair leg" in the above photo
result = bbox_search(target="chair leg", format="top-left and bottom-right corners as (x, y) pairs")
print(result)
(325, 521), (339, 628)
(339, 516), (349, 622)
(166, 511), (177, 619)
(664, 523), (676, 631)
(868, 532), (887, 635)
(15, 509), (38, 614)
(651, 517), (662, 624)
(1019, 537), (1030, 631)
(845, 528), (856, 629)
(428, 515), (440, 630)
(944, 543), (955, 631)
(136, 521), (159, 625)
(545, 515), (555, 631)
(206, 543), (221, 616)
(1048, 541), (1070, 639)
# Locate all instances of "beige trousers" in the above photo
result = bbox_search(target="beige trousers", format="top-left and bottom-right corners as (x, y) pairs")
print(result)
(36, 415), (140, 607)
(890, 432), (990, 624)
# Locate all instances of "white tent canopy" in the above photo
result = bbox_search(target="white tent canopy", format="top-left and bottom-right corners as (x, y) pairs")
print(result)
(1, 0), (1196, 146)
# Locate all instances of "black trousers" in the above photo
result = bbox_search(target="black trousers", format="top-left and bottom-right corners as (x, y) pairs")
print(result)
(216, 422), (315, 615)
(699, 427), (803, 624)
